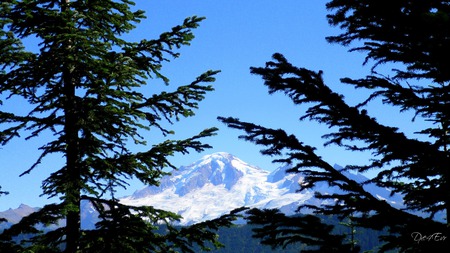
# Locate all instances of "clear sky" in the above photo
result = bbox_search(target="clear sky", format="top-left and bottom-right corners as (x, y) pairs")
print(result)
(0, 0), (426, 210)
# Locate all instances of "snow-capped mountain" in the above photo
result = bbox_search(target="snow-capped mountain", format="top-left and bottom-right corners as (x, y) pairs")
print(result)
(121, 152), (404, 225)
(121, 152), (315, 225)
(1, 152), (408, 227)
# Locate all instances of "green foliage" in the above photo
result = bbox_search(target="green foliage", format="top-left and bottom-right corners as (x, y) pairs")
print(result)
(0, 0), (238, 252)
(220, 0), (449, 252)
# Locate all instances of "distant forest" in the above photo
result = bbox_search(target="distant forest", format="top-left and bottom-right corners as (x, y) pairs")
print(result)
(197, 215), (388, 253)
(1, 214), (387, 252)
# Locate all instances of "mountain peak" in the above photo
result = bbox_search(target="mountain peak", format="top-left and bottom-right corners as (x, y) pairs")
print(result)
(201, 152), (235, 160)
(130, 152), (262, 199)
(0, 204), (38, 224)
(195, 152), (263, 175)
(171, 152), (257, 195)
(123, 152), (304, 225)
(18, 203), (33, 209)
(121, 153), (412, 225)
(196, 152), (238, 168)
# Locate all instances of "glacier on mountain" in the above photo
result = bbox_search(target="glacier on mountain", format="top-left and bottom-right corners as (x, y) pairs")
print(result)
(121, 152), (314, 225)
(2, 152), (413, 227)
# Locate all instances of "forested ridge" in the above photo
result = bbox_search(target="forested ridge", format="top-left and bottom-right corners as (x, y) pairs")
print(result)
(198, 215), (387, 253)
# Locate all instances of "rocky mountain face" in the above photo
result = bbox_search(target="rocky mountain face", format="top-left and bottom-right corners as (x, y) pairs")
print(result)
(1, 152), (407, 227)
(0, 204), (38, 224)
(0, 204), (39, 230)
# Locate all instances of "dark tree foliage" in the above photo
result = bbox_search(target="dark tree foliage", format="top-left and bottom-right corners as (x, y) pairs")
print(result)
(220, 0), (449, 252)
(246, 208), (355, 253)
(0, 186), (8, 226)
(0, 0), (239, 252)
(204, 214), (385, 252)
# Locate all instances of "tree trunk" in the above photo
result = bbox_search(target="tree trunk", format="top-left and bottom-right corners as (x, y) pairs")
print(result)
(61, 1), (80, 252)
(63, 63), (80, 253)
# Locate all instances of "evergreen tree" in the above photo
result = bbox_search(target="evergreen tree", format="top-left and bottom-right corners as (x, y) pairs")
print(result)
(338, 213), (360, 252)
(0, 0), (238, 252)
(0, 186), (7, 226)
(245, 208), (354, 252)
(220, 0), (449, 252)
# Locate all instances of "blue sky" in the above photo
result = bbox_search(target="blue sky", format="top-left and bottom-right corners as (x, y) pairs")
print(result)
(0, 1), (425, 210)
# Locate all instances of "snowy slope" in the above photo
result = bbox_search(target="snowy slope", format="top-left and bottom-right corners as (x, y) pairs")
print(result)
(121, 152), (412, 225)
(2, 152), (412, 227)
(121, 152), (313, 225)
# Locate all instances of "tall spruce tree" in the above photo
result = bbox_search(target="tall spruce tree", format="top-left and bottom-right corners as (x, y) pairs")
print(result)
(0, 0), (238, 252)
(220, 0), (449, 252)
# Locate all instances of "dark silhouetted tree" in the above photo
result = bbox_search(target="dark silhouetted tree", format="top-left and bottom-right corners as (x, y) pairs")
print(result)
(246, 208), (355, 252)
(0, 186), (8, 226)
(0, 0), (238, 252)
(220, 0), (449, 252)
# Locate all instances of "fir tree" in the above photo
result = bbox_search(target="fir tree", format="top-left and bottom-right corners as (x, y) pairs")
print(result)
(0, 186), (7, 225)
(245, 208), (354, 252)
(220, 0), (449, 252)
(0, 0), (238, 252)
